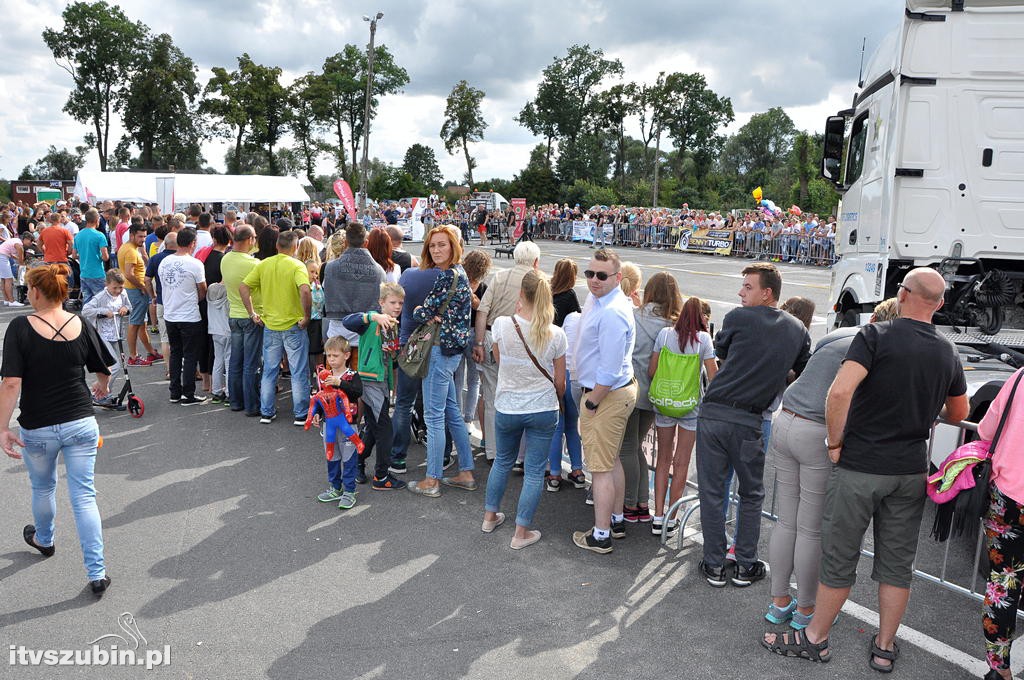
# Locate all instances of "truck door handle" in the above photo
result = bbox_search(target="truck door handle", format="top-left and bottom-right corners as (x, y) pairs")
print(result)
(982, 148), (993, 167)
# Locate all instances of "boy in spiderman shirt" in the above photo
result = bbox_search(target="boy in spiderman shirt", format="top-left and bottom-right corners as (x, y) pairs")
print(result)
(308, 335), (364, 510)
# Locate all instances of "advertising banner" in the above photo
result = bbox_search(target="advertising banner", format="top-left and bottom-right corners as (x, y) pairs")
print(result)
(155, 177), (175, 215)
(676, 228), (734, 255)
(332, 179), (357, 221)
(511, 198), (527, 239)
(571, 220), (597, 242)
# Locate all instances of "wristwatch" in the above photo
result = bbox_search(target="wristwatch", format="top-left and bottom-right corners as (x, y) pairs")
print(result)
(585, 399), (598, 411)
(825, 437), (842, 450)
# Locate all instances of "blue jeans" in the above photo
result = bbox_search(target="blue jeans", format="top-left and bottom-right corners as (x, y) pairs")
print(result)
(390, 367), (420, 462)
(454, 346), (480, 422)
(548, 372), (583, 473)
(80, 277), (105, 305)
(422, 346), (472, 479)
(327, 449), (360, 493)
(486, 409), (559, 527)
(20, 416), (105, 581)
(229, 317), (263, 413)
(260, 324), (310, 420)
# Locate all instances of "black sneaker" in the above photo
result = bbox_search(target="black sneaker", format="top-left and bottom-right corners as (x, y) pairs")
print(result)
(180, 394), (208, 406)
(732, 560), (768, 587)
(371, 474), (407, 491)
(90, 575), (112, 596)
(442, 455), (455, 470)
(355, 470), (368, 485)
(610, 521), (626, 539)
(388, 459), (407, 474)
(512, 461), (524, 474)
(572, 529), (612, 554)
(700, 560), (729, 588)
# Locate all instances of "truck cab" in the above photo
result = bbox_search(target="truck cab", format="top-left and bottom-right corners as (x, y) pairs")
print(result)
(821, 0), (1024, 456)
(822, 0), (1024, 342)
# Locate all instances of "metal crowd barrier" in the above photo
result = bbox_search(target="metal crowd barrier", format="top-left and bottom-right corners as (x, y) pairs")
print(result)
(655, 416), (1013, 615)
(534, 218), (837, 267)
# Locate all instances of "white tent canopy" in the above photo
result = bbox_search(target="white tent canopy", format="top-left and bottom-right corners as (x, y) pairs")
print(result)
(73, 171), (311, 204)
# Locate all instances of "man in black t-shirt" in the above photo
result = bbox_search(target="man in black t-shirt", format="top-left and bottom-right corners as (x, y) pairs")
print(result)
(765, 267), (969, 669)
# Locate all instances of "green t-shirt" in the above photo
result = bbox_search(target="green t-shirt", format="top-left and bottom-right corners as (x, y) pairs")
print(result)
(242, 254), (310, 331)
(221, 250), (260, 319)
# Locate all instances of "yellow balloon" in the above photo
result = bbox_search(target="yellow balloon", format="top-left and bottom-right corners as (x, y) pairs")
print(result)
(752, 186), (763, 202)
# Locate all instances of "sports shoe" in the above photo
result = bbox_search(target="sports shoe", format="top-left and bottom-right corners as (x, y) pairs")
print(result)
(168, 395), (180, 403)
(611, 521), (626, 539)
(512, 461), (524, 474)
(585, 488), (594, 506)
(572, 529), (612, 554)
(388, 459), (407, 474)
(651, 518), (665, 536)
(259, 414), (276, 424)
(635, 504), (652, 523)
(732, 560), (768, 587)
(128, 355), (153, 367)
(442, 455), (456, 470)
(545, 475), (561, 493)
(567, 471), (586, 489)
(372, 474), (407, 491)
(355, 470), (368, 485)
(292, 418), (305, 427)
(623, 506), (640, 523)
(664, 519), (678, 538)
(210, 392), (226, 404)
(317, 487), (344, 503)
(180, 394), (208, 406)
(700, 560), (729, 588)
(337, 491), (357, 510)
(7, 300), (25, 307)
(90, 575), (112, 596)
(147, 351), (164, 362)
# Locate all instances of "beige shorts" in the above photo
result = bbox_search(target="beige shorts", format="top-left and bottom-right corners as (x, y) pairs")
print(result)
(579, 380), (638, 472)
(156, 304), (167, 342)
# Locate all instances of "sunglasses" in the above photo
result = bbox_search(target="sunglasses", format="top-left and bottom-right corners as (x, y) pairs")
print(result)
(584, 269), (618, 281)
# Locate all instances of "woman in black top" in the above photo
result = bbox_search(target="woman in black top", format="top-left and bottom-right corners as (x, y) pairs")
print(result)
(550, 258), (581, 327)
(0, 264), (114, 595)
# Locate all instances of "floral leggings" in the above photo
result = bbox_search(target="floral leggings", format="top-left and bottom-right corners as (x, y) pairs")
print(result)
(983, 483), (1024, 672)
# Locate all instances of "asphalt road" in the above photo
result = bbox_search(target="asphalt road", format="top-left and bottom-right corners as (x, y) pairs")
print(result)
(0, 241), (1005, 679)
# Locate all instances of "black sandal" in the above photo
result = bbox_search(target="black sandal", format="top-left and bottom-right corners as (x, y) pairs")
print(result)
(761, 628), (831, 663)
(869, 635), (899, 673)
(23, 525), (55, 557)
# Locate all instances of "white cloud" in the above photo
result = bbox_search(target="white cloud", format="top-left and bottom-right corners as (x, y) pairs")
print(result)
(0, 0), (902, 183)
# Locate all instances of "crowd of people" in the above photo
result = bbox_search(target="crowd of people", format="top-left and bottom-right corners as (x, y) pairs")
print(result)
(2, 196), (1022, 679)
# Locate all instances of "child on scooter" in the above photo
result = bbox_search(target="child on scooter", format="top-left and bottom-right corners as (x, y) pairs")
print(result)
(82, 269), (131, 406)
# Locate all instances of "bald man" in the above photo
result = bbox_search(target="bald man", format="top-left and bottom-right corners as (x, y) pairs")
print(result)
(764, 267), (969, 668)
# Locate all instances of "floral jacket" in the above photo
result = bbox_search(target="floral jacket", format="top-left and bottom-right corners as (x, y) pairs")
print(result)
(412, 265), (472, 356)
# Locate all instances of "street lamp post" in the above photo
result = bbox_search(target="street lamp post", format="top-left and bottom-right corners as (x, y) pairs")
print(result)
(358, 11), (383, 213)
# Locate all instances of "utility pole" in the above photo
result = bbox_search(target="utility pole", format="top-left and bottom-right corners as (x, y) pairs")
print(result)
(358, 11), (383, 213)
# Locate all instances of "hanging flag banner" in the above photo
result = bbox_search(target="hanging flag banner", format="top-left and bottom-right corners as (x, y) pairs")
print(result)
(333, 179), (357, 220)
(155, 177), (175, 215)
(511, 198), (527, 239)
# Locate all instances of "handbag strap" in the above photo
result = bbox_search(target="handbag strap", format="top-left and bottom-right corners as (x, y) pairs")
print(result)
(991, 371), (1024, 454)
(511, 316), (554, 384)
(436, 270), (460, 317)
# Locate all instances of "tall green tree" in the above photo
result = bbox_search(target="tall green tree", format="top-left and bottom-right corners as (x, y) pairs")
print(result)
(202, 54), (290, 175)
(441, 80), (487, 189)
(316, 45), (409, 181)
(592, 82), (637, 189)
(19, 145), (89, 180)
(119, 33), (203, 170)
(519, 44), (624, 183)
(402, 144), (443, 191)
(288, 74), (328, 190)
(723, 107), (797, 187)
(660, 72), (734, 182)
(512, 144), (560, 205)
(41, 1), (148, 170)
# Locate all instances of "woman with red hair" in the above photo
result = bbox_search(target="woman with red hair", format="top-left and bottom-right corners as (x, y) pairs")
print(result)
(366, 227), (399, 283)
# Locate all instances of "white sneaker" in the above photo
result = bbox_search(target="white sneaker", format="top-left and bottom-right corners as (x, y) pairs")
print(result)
(7, 301), (24, 307)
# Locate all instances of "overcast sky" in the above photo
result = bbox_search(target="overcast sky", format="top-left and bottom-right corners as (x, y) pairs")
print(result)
(0, 0), (902, 183)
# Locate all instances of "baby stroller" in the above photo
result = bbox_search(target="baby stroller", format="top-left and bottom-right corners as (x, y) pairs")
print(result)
(94, 314), (144, 418)
(16, 253), (45, 303)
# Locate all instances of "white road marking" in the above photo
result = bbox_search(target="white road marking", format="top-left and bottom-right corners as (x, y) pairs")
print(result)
(669, 507), (1006, 676)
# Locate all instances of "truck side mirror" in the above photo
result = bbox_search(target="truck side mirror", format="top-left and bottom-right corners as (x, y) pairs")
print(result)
(821, 115), (847, 187)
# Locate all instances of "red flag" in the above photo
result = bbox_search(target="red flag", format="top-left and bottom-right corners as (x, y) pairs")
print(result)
(511, 198), (527, 239)
(333, 179), (357, 220)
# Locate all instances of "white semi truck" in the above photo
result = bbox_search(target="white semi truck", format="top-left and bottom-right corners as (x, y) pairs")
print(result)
(821, 0), (1024, 432)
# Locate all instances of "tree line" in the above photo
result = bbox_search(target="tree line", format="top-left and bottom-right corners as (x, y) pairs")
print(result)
(19, 1), (838, 217)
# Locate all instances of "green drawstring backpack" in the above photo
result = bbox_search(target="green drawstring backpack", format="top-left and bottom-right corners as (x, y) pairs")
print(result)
(648, 346), (703, 418)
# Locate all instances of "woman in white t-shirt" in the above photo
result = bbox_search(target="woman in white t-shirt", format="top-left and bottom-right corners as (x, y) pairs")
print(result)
(648, 296), (717, 536)
(482, 270), (567, 550)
